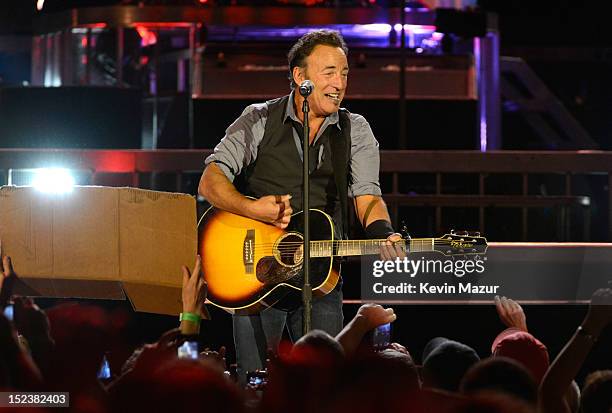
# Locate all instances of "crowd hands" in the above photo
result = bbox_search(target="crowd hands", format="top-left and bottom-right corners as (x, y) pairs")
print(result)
(2, 250), (612, 413)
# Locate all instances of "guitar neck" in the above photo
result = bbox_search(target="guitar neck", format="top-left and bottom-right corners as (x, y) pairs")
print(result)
(310, 238), (435, 258)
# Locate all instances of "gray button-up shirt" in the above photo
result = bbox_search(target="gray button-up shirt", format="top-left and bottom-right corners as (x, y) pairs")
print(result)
(205, 92), (382, 198)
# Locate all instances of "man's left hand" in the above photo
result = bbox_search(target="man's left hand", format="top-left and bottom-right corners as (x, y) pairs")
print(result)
(380, 233), (406, 260)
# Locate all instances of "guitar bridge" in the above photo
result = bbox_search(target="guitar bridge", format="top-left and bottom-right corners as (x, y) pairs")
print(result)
(243, 229), (255, 274)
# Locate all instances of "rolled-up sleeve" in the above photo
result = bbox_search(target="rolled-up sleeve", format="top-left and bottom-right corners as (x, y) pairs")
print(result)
(204, 103), (268, 181)
(348, 114), (382, 197)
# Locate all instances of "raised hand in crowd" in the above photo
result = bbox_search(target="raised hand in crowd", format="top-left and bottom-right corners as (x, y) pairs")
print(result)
(0, 253), (43, 389)
(581, 287), (612, 336)
(181, 255), (210, 335)
(491, 295), (550, 387)
(0, 308), (43, 390)
(387, 341), (411, 356)
(181, 255), (207, 315)
(12, 296), (54, 377)
(0, 254), (49, 348)
(539, 288), (612, 413)
(335, 303), (396, 357)
(0, 253), (16, 307)
(495, 295), (528, 332)
(355, 302), (397, 330)
(13, 296), (52, 344)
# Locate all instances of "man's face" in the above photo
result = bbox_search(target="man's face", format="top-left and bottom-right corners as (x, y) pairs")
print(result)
(295, 44), (349, 118)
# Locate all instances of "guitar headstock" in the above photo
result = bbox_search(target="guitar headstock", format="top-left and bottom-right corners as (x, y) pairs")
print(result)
(435, 230), (488, 256)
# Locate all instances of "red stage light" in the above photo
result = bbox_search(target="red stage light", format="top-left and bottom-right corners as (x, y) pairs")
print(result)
(135, 25), (158, 47)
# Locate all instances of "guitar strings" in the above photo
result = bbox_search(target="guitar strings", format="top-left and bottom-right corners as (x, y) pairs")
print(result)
(270, 241), (451, 248)
(247, 240), (466, 255)
(260, 246), (480, 257)
(248, 241), (459, 249)
(252, 246), (463, 255)
(251, 251), (465, 258)
(259, 245), (460, 252)
(247, 239), (459, 247)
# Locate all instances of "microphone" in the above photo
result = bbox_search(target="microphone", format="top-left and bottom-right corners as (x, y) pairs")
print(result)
(299, 80), (314, 97)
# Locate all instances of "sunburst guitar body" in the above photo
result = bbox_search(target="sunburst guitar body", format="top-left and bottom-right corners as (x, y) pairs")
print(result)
(198, 208), (339, 314)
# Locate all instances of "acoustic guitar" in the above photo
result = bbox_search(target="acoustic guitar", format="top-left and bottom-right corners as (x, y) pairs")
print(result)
(198, 207), (488, 314)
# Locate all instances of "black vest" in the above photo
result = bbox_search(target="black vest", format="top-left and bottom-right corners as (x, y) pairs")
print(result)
(235, 95), (351, 237)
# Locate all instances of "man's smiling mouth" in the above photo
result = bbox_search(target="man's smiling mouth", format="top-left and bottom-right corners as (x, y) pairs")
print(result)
(324, 92), (341, 103)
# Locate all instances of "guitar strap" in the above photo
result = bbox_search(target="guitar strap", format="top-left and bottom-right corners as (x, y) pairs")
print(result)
(329, 109), (351, 240)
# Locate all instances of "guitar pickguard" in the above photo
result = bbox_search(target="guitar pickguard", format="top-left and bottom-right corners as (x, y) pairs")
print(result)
(256, 256), (302, 285)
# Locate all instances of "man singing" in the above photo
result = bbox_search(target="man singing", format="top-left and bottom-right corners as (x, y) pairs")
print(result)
(199, 30), (402, 382)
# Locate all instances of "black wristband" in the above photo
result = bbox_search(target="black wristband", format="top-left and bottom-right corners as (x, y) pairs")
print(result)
(365, 219), (395, 239)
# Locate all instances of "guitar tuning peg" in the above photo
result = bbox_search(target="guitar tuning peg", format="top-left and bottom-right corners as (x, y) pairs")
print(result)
(450, 229), (456, 235)
(469, 231), (481, 237)
(456, 230), (468, 236)
(400, 221), (411, 240)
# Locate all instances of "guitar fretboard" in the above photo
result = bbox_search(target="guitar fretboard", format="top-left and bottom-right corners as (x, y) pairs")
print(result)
(309, 238), (436, 258)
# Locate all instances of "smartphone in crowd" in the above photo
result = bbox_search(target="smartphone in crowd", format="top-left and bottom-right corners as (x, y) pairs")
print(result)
(3, 304), (14, 321)
(246, 369), (268, 390)
(370, 322), (391, 351)
(97, 354), (112, 380)
(178, 340), (199, 359)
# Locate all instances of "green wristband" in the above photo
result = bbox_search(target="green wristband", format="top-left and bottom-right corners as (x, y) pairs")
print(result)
(179, 312), (201, 323)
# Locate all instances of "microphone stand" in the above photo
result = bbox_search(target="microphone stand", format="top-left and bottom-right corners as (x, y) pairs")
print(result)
(301, 92), (312, 335)
(398, 0), (407, 149)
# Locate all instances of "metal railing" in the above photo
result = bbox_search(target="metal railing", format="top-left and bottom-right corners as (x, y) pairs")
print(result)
(1, 149), (609, 240)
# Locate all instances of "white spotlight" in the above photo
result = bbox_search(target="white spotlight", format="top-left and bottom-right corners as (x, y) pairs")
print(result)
(32, 168), (75, 193)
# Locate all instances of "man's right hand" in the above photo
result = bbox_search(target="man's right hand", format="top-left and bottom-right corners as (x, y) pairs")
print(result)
(248, 194), (293, 229)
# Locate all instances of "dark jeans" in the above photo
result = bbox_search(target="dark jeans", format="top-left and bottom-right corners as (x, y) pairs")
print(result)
(233, 287), (343, 384)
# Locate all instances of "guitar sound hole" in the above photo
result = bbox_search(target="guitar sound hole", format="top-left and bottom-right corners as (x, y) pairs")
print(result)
(275, 233), (303, 267)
